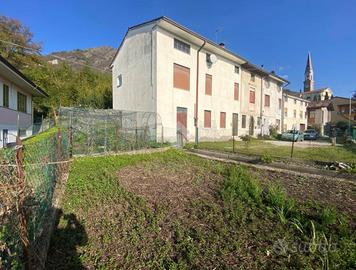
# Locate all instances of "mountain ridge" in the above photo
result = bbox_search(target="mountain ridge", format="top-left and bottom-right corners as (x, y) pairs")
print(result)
(45, 46), (116, 71)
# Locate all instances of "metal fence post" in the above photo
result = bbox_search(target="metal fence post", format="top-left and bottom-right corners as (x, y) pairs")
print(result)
(15, 137), (31, 270)
(290, 127), (296, 158)
(233, 135), (235, 153)
(135, 128), (138, 149)
(104, 116), (107, 152)
(69, 112), (73, 158)
(161, 126), (164, 145)
(56, 128), (63, 179)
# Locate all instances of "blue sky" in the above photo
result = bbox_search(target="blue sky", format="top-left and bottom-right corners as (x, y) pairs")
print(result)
(1, 0), (355, 97)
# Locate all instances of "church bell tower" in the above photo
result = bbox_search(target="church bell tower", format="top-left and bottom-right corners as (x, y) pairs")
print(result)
(303, 52), (314, 92)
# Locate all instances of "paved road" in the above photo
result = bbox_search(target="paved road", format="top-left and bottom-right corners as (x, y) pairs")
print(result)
(264, 140), (339, 148)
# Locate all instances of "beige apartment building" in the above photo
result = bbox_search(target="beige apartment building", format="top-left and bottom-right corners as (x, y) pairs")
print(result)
(282, 90), (309, 131)
(240, 64), (284, 136)
(111, 17), (288, 143)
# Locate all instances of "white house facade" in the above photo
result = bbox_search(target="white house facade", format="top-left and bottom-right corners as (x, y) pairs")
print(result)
(0, 55), (48, 147)
(282, 90), (309, 132)
(111, 17), (288, 143)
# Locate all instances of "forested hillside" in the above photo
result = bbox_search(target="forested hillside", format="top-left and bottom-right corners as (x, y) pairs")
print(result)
(0, 15), (112, 117)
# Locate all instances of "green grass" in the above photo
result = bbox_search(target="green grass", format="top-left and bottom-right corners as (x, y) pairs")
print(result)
(47, 149), (356, 269)
(187, 140), (356, 163)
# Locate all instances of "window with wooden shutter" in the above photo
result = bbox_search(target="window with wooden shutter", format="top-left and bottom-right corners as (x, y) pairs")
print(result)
(220, 112), (226, 128)
(249, 90), (255, 104)
(234, 83), (239, 100)
(205, 74), (212, 95)
(278, 98), (282, 109)
(264, 94), (270, 107)
(204, 110), (211, 128)
(173, 63), (190, 90)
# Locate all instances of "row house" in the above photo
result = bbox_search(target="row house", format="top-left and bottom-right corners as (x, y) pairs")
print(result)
(111, 17), (288, 143)
(282, 90), (309, 131)
(0, 55), (48, 148)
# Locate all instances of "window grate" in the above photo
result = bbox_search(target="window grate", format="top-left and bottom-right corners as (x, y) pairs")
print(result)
(174, 39), (190, 54)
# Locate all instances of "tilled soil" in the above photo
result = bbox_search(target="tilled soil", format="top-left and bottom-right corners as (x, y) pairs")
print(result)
(118, 162), (222, 224)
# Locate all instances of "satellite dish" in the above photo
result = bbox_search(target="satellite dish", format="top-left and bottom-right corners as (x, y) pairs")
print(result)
(209, 54), (218, 64)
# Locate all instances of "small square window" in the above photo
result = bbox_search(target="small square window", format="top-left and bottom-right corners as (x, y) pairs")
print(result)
(234, 66), (240, 74)
(251, 74), (255, 82)
(174, 38), (190, 54)
(116, 74), (122, 87)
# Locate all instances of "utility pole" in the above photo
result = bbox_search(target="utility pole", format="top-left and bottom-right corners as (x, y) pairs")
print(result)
(349, 95), (352, 137)
(349, 91), (356, 137)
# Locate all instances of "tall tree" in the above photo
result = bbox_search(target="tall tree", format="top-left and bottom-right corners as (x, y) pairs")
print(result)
(0, 15), (112, 117)
(0, 15), (41, 68)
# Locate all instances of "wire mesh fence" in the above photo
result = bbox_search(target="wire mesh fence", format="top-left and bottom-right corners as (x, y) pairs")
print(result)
(0, 107), (167, 268)
(0, 128), (70, 269)
(58, 107), (164, 155)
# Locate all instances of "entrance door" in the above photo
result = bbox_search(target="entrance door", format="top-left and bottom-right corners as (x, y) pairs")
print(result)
(300, 124), (306, 131)
(177, 107), (187, 146)
(249, 116), (254, 135)
(3, 129), (8, 148)
(232, 113), (238, 136)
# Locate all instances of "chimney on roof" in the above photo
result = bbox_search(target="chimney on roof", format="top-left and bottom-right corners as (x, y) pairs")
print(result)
(219, 42), (225, 48)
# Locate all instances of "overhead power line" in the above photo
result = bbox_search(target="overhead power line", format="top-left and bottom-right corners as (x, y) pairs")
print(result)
(0, 39), (111, 73)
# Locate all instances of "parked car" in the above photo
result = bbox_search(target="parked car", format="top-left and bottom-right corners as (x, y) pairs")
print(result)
(281, 130), (304, 142)
(303, 129), (319, 140)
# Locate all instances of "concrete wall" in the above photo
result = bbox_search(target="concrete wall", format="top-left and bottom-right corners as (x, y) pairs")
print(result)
(282, 94), (309, 131)
(112, 23), (157, 114)
(0, 75), (33, 147)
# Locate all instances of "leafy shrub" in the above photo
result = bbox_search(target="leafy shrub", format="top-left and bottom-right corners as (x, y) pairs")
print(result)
(260, 154), (273, 164)
(240, 135), (253, 142)
(320, 207), (337, 226)
(240, 135), (253, 149)
(269, 124), (279, 139)
(221, 167), (262, 206)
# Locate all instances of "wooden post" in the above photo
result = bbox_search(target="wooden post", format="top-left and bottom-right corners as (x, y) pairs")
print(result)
(16, 137), (31, 270)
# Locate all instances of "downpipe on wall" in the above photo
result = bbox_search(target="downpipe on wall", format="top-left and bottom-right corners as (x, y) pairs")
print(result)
(195, 40), (206, 146)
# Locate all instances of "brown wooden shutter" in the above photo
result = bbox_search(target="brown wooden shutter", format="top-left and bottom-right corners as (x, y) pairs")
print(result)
(249, 90), (255, 103)
(173, 63), (190, 90)
(205, 74), (212, 95)
(220, 112), (226, 128)
(204, 110), (211, 128)
(234, 83), (239, 100)
(264, 94), (270, 107)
